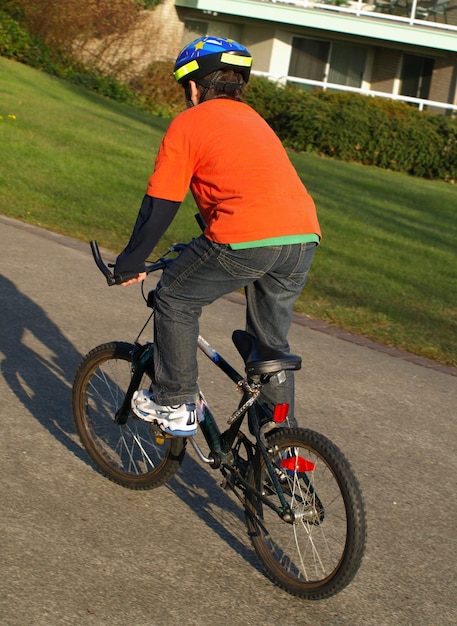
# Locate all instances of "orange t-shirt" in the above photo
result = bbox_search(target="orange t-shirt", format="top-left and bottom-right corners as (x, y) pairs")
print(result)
(147, 98), (320, 245)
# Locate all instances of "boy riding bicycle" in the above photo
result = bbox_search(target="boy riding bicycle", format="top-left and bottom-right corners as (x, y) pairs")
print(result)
(114, 36), (321, 437)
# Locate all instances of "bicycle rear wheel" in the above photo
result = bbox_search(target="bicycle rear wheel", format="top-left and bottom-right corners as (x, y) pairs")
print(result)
(245, 428), (366, 599)
(72, 342), (186, 489)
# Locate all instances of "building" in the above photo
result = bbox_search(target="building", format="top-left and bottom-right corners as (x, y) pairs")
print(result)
(151, 0), (457, 114)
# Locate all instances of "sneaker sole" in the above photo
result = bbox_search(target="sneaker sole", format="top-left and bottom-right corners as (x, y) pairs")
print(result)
(162, 426), (197, 437)
(132, 406), (196, 436)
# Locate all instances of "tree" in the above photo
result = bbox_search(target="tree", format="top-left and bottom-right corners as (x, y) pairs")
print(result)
(6, 0), (163, 76)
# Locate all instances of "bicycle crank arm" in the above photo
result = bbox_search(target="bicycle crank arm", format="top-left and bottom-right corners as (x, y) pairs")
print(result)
(221, 462), (295, 523)
(189, 438), (221, 468)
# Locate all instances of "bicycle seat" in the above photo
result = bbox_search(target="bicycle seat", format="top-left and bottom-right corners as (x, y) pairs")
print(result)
(232, 330), (301, 376)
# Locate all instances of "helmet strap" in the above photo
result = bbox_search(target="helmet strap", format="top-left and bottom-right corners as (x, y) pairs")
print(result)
(197, 71), (245, 102)
(197, 70), (226, 102)
(183, 81), (194, 107)
(196, 79), (214, 103)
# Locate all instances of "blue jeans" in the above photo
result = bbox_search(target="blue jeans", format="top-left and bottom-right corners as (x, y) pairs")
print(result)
(151, 235), (317, 422)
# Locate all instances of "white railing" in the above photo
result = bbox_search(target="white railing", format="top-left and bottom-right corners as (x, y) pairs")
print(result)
(252, 70), (457, 113)
(255, 0), (457, 32)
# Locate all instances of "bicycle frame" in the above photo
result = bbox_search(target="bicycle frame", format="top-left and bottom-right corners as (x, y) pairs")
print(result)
(195, 334), (295, 519)
(115, 330), (295, 521)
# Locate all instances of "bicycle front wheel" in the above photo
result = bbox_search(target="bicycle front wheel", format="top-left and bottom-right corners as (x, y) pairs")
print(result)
(72, 342), (186, 490)
(245, 428), (366, 599)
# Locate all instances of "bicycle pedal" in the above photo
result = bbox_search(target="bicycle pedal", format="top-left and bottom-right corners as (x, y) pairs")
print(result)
(150, 424), (173, 444)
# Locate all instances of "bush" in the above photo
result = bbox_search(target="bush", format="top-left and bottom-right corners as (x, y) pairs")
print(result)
(244, 77), (457, 181)
(7, 0), (146, 53)
(0, 10), (33, 60)
(129, 60), (184, 117)
(0, 10), (137, 104)
(60, 64), (136, 103)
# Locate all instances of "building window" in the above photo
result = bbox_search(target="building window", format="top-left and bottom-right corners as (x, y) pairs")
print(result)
(289, 37), (367, 89)
(328, 43), (367, 88)
(400, 54), (434, 100)
(289, 38), (329, 81)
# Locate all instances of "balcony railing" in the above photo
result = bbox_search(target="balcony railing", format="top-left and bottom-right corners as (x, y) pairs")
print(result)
(256, 0), (457, 31)
(252, 70), (457, 114)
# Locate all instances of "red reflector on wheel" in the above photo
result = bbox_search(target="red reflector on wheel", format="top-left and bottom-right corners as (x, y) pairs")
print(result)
(273, 403), (289, 423)
(280, 456), (315, 472)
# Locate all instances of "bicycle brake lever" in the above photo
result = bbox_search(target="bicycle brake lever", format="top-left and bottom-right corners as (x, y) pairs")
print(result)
(90, 240), (117, 286)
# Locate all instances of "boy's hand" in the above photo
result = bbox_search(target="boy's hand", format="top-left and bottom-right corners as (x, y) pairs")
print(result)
(120, 272), (147, 286)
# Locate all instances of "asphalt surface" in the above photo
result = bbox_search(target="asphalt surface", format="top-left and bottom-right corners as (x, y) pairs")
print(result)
(0, 215), (456, 626)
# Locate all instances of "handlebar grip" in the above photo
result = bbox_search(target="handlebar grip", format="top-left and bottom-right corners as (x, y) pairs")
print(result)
(91, 239), (184, 286)
(90, 241), (143, 286)
(112, 271), (142, 285)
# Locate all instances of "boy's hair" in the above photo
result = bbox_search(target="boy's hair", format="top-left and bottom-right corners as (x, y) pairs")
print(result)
(196, 69), (246, 102)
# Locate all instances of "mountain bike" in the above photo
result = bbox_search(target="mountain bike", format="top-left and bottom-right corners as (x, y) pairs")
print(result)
(72, 240), (366, 600)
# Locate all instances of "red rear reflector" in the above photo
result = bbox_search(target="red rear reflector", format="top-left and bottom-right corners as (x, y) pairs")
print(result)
(280, 456), (315, 472)
(273, 403), (289, 423)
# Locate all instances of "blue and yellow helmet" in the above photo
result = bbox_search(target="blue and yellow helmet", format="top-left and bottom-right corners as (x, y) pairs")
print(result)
(173, 36), (252, 85)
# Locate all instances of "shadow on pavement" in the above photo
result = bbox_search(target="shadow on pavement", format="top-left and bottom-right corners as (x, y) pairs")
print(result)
(166, 454), (262, 574)
(0, 274), (86, 460)
(0, 273), (260, 573)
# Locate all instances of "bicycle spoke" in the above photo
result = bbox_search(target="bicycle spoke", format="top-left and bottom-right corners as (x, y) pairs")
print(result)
(73, 343), (185, 489)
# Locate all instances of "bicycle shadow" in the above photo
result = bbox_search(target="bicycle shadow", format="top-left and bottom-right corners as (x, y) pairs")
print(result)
(166, 452), (262, 574)
(0, 274), (261, 572)
(0, 274), (86, 460)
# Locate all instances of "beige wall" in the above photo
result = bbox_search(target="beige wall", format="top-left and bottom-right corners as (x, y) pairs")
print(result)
(153, 0), (185, 61)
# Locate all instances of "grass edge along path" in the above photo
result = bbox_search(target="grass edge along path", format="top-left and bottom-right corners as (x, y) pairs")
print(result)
(1, 57), (456, 368)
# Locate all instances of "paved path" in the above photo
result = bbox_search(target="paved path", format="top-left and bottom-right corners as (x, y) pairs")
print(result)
(0, 216), (456, 626)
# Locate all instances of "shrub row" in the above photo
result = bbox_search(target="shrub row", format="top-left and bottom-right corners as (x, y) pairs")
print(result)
(243, 77), (457, 182)
(2, 8), (456, 182)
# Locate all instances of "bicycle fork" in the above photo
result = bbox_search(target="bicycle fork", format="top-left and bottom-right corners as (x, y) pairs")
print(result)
(115, 343), (153, 424)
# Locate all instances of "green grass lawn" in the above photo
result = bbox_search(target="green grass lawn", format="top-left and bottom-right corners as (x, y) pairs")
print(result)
(1, 57), (456, 367)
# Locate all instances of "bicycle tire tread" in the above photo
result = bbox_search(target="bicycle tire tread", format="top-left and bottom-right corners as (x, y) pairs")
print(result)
(245, 427), (366, 599)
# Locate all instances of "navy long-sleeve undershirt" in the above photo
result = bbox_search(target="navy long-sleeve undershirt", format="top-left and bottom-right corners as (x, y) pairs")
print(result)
(114, 195), (180, 276)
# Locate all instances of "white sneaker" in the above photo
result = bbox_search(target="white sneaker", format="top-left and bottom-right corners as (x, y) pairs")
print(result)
(131, 389), (197, 437)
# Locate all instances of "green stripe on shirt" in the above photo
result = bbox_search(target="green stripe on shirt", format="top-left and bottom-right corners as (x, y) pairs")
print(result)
(229, 233), (320, 250)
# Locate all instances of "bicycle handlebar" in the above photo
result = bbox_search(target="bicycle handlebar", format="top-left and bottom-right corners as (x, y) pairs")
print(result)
(89, 240), (186, 286)
(90, 214), (204, 286)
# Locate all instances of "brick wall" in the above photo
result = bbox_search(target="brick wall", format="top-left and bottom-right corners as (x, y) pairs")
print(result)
(370, 47), (402, 93)
(150, 0), (185, 61)
(79, 0), (185, 76)
(430, 54), (457, 104)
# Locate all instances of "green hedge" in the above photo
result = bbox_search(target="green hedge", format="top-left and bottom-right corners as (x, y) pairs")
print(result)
(0, 10), (33, 61)
(2, 8), (456, 182)
(244, 78), (457, 182)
